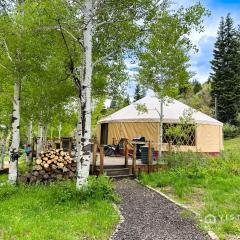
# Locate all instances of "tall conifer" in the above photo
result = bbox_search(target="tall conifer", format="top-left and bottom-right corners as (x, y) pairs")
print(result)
(210, 14), (240, 123)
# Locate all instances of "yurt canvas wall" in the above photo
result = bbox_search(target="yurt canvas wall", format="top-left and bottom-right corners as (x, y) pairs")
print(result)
(96, 122), (223, 154)
(96, 96), (224, 154)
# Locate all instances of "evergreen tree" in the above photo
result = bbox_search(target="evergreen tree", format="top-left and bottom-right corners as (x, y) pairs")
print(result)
(134, 83), (146, 101)
(210, 14), (240, 123)
(192, 80), (202, 94)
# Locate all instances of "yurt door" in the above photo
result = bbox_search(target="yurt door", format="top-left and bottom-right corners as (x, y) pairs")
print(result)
(100, 123), (108, 144)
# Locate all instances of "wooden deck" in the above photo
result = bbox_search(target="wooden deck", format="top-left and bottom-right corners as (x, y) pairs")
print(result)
(91, 154), (157, 166)
(90, 154), (166, 176)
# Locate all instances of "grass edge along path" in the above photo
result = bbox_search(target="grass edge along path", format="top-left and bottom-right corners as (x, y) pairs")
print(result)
(139, 149), (240, 240)
(139, 180), (220, 240)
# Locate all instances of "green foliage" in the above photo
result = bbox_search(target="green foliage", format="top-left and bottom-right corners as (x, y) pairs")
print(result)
(135, 103), (148, 115)
(192, 79), (202, 94)
(138, 2), (209, 98)
(0, 177), (119, 240)
(223, 123), (239, 139)
(50, 176), (119, 204)
(180, 82), (213, 116)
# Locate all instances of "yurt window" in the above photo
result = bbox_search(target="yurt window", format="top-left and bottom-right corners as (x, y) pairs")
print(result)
(162, 123), (196, 146)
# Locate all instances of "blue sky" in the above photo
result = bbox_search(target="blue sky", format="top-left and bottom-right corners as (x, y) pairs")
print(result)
(186, 0), (240, 83)
(125, 0), (240, 97)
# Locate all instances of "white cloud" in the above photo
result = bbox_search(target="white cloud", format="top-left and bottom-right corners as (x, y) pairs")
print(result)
(124, 1), (240, 85)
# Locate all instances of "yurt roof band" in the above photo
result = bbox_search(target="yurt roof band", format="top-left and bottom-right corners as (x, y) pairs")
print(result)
(98, 96), (223, 126)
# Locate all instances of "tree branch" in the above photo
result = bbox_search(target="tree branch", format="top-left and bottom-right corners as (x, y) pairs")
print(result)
(3, 39), (12, 62)
(92, 40), (127, 68)
(57, 19), (82, 90)
(92, 50), (116, 67)
(60, 27), (84, 48)
(0, 62), (10, 71)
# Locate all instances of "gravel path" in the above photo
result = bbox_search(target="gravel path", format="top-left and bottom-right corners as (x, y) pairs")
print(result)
(112, 180), (209, 240)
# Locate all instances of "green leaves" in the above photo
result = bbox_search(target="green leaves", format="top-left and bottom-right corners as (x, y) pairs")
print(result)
(138, 2), (208, 98)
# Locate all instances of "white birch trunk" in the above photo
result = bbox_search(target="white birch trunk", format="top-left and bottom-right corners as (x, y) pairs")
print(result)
(1, 130), (10, 170)
(43, 124), (48, 151)
(1, 139), (6, 170)
(50, 126), (53, 139)
(36, 121), (43, 157)
(27, 119), (32, 146)
(76, 97), (83, 186)
(58, 124), (62, 140)
(159, 99), (163, 158)
(76, 0), (93, 189)
(8, 80), (20, 184)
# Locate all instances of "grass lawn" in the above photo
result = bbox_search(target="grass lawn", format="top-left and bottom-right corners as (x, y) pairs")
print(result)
(224, 136), (240, 151)
(0, 177), (119, 240)
(140, 138), (240, 240)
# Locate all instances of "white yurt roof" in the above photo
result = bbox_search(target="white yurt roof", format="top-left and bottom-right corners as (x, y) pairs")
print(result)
(98, 96), (223, 126)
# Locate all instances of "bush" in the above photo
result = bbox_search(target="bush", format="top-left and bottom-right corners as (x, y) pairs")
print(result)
(223, 123), (239, 139)
(51, 176), (119, 204)
(0, 176), (119, 204)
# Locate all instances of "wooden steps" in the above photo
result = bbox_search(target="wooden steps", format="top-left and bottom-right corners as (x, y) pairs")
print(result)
(96, 165), (136, 179)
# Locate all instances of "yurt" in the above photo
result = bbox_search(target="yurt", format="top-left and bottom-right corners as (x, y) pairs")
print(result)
(96, 96), (223, 155)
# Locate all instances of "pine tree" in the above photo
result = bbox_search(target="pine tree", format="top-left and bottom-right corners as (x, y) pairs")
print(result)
(210, 14), (240, 123)
(134, 83), (146, 101)
(192, 80), (202, 94)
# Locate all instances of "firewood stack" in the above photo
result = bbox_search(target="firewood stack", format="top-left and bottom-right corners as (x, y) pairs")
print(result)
(22, 149), (77, 183)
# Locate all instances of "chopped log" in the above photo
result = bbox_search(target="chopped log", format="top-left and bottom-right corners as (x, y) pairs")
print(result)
(39, 170), (46, 175)
(43, 163), (49, 169)
(36, 159), (42, 165)
(23, 149), (77, 184)
(43, 173), (49, 179)
(33, 171), (39, 177)
(30, 176), (37, 183)
(51, 164), (57, 170)
(35, 165), (43, 171)
(58, 163), (64, 168)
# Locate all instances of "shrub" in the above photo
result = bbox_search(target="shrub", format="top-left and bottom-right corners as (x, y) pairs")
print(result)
(223, 123), (239, 139)
(0, 176), (119, 204)
(51, 176), (119, 204)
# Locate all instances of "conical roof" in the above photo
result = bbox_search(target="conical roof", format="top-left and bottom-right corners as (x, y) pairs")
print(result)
(98, 96), (222, 126)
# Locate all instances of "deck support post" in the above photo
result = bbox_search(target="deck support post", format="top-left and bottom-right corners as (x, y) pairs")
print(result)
(132, 143), (136, 175)
(124, 139), (128, 168)
(99, 145), (104, 175)
(92, 142), (97, 174)
(148, 141), (153, 173)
